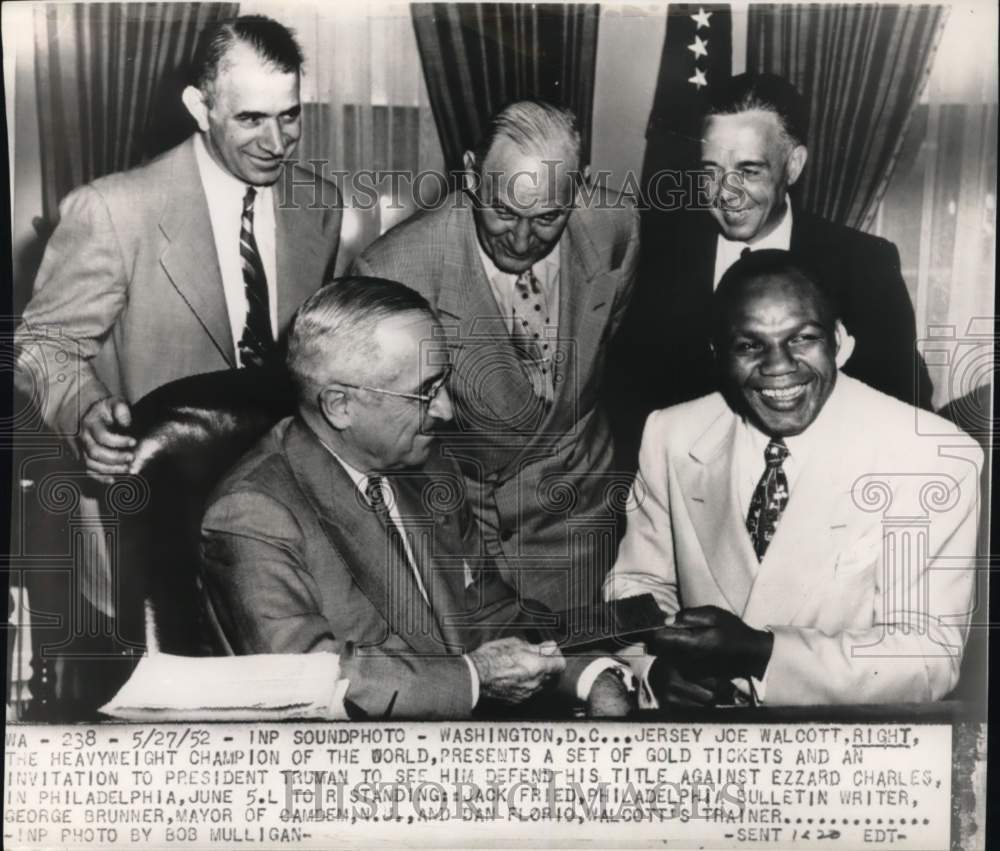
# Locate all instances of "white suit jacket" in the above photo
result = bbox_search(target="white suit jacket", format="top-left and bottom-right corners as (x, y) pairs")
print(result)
(605, 375), (982, 704)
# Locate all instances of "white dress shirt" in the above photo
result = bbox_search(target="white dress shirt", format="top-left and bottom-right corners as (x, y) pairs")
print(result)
(713, 200), (794, 288)
(477, 241), (561, 333)
(192, 134), (279, 358)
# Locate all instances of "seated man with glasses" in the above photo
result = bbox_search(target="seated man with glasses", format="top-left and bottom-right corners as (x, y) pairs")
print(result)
(199, 276), (634, 719)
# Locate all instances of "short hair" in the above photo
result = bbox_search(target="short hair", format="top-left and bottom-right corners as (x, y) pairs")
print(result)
(287, 277), (435, 405)
(705, 73), (808, 148)
(191, 15), (304, 94)
(711, 249), (837, 345)
(471, 99), (583, 169)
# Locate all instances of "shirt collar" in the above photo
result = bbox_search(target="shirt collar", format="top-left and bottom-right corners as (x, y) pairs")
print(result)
(739, 369), (842, 467)
(315, 438), (377, 497)
(193, 132), (271, 207)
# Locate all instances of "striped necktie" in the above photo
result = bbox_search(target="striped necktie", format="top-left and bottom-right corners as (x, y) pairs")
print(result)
(238, 186), (275, 368)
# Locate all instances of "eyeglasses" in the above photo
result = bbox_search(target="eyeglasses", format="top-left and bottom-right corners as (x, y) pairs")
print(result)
(336, 369), (451, 405)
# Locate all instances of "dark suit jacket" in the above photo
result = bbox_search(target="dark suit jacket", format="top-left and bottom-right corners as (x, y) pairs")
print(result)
(352, 190), (640, 612)
(612, 207), (932, 464)
(200, 417), (587, 720)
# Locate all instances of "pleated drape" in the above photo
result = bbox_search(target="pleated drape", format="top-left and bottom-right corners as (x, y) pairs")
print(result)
(34, 2), (238, 223)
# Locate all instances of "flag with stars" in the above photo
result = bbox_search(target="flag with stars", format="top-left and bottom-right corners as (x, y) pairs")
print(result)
(641, 4), (733, 190)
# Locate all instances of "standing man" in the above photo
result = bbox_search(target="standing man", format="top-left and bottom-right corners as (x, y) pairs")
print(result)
(618, 72), (931, 455)
(14, 16), (340, 624)
(606, 251), (980, 706)
(353, 100), (640, 613)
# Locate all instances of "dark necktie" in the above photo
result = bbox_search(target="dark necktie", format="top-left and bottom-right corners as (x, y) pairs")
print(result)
(741, 246), (751, 258)
(746, 438), (790, 560)
(511, 268), (554, 403)
(238, 186), (275, 368)
(364, 476), (429, 603)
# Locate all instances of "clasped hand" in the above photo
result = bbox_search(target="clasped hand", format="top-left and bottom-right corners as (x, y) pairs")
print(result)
(648, 606), (773, 680)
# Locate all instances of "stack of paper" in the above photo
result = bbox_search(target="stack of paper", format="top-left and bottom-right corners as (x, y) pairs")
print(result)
(100, 652), (350, 721)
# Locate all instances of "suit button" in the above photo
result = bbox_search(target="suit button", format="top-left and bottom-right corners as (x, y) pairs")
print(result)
(500, 528), (514, 542)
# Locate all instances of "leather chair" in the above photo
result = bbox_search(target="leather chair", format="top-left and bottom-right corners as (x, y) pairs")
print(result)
(121, 366), (296, 655)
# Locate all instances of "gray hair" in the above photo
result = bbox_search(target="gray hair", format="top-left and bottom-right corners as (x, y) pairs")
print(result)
(472, 99), (582, 170)
(287, 276), (434, 406)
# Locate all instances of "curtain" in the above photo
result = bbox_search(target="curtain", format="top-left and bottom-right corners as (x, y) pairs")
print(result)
(242, 1), (446, 269)
(411, 3), (601, 172)
(748, 3), (946, 230)
(33, 2), (237, 224)
(873, 4), (996, 414)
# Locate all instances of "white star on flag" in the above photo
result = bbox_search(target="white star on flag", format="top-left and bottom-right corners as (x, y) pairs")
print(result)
(687, 35), (709, 59)
(691, 7), (713, 29)
(688, 68), (708, 89)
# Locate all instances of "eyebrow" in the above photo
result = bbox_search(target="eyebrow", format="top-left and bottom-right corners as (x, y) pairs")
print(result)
(236, 105), (301, 120)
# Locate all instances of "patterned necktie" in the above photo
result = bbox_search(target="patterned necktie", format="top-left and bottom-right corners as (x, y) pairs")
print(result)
(511, 268), (554, 403)
(238, 186), (275, 368)
(746, 438), (790, 560)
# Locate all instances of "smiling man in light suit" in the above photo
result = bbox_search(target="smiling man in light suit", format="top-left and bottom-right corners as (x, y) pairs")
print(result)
(14, 15), (341, 624)
(606, 250), (981, 706)
(353, 100), (640, 614)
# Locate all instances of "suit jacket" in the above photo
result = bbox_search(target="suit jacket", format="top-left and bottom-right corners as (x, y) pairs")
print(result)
(352, 190), (640, 612)
(612, 208), (933, 463)
(13, 136), (341, 616)
(605, 375), (982, 704)
(14, 135), (342, 437)
(200, 417), (588, 719)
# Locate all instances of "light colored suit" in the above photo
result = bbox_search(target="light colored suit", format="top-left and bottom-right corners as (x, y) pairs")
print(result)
(606, 375), (982, 704)
(14, 136), (342, 613)
(200, 416), (589, 720)
(352, 190), (640, 613)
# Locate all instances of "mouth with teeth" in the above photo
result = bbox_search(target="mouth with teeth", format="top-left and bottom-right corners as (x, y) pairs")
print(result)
(756, 382), (810, 409)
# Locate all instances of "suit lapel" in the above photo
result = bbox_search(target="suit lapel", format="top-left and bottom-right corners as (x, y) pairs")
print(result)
(552, 212), (619, 413)
(679, 405), (759, 614)
(741, 377), (861, 628)
(283, 420), (450, 655)
(275, 174), (329, 333)
(158, 138), (235, 366)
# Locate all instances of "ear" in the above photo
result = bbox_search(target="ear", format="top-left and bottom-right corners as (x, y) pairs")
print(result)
(785, 144), (808, 187)
(181, 85), (210, 132)
(833, 319), (855, 369)
(318, 386), (351, 429)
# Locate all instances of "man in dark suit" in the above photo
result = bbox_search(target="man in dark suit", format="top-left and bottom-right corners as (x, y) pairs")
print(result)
(615, 73), (931, 463)
(14, 15), (341, 619)
(200, 277), (635, 719)
(352, 101), (640, 614)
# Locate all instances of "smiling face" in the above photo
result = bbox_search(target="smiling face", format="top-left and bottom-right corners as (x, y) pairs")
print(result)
(465, 137), (577, 274)
(701, 110), (806, 244)
(184, 41), (301, 186)
(718, 273), (838, 437)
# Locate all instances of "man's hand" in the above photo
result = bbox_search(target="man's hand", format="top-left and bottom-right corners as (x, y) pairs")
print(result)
(647, 659), (734, 708)
(586, 669), (634, 718)
(647, 606), (774, 680)
(468, 637), (565, 704)
(79, 396), (135, 483)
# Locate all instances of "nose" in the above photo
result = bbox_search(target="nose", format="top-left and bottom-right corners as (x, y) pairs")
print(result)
(717, 171), (744, 209)
(760, 344), (797, 376)
(511, 218), (532, 255)
(259, 120), (285, 155)
(428, 382), (454, 423)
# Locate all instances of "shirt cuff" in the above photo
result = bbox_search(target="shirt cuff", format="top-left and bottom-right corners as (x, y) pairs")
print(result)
(463, 655), (480, 707)
(576, 658), (636, 702)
